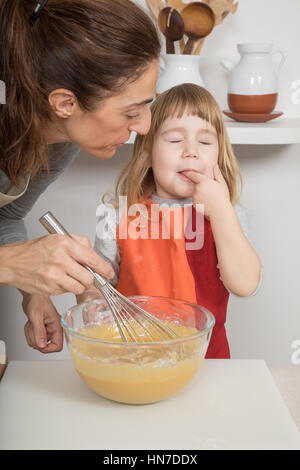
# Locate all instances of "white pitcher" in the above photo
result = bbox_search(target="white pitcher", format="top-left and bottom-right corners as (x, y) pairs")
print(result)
(156, 54), (205, 95)
(221, 43), (285, 114)
(221, 43), (285, 95)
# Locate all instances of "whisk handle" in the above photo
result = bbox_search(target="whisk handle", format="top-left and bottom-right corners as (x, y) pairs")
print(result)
(39, 211), (71, 237)
(39, 211), (106, 288)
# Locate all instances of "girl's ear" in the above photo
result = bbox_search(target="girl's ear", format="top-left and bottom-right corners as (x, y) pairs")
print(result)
(145, 156), (152, 168)
(140, 150), (152, 168)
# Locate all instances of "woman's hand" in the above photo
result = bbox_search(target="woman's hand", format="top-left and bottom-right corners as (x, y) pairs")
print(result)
(181, 164), (231, 218)
(0, 234), (114, 296)
(22, 294), (63, 353)
(77, 287), (104, 325)
(76, 286), (104, 305)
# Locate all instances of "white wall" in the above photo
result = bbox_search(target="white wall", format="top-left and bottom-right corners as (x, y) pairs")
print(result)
(1, 0), (300, 367)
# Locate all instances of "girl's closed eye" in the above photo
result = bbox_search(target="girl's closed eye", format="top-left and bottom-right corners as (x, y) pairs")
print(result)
(169, 139), (212, 144)
(166, 134), (184, 143)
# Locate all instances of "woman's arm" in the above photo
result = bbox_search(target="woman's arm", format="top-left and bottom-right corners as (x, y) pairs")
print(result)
(0, 144), (115, 294)
(0, 235), (114, 295)
(0, 143), (80, 246)
(22, 292), (63, 353)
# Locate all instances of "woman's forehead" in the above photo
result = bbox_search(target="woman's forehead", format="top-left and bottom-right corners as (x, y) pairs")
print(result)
(115, 59), (159, 108)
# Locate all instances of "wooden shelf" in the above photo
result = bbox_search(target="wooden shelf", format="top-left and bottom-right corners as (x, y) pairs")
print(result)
(126, 116), (300, 145)
(223, 116), (300, 145)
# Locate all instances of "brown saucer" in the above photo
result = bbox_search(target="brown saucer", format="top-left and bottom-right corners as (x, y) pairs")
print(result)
(223, 110), (284, 123)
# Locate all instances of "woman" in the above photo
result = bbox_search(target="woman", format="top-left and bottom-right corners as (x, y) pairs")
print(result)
(0, 0), (160, 352)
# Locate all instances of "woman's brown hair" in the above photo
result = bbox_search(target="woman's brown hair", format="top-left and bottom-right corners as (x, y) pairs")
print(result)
(111, 83), (242, 209)
(0, 0), (161, 186)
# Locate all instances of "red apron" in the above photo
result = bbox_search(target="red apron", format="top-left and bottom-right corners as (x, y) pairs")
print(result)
(116, 199), (230, 358)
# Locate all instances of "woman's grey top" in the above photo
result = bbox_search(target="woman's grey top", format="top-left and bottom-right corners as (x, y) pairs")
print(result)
(0, 142), (80, 246)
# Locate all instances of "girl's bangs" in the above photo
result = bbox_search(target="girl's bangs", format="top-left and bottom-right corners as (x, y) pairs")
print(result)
(155, 88), (221, 134)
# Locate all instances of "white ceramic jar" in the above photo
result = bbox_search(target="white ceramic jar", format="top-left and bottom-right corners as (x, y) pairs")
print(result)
(221, 43), (285, 95)
(156, 54), (205, 95)
(221, 43), (285, 114)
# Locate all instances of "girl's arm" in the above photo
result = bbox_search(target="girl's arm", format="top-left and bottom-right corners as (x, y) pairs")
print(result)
(209, 200), (261, 297)
(182, 165), (261, 297)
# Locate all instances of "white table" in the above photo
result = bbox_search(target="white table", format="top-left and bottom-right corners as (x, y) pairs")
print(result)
(0, 359), (299, 450)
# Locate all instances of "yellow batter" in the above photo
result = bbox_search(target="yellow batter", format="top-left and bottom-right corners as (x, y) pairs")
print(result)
(69, 322), (205, 404)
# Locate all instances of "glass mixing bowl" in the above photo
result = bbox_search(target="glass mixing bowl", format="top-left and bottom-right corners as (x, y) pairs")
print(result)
(62, 296), (215, 405)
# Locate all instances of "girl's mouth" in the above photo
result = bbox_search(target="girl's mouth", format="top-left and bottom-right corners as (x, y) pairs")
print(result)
(177, 169), (198, 182)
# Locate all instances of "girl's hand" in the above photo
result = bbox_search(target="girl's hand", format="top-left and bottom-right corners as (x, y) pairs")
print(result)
(181, 164), (230, 218)
(0, 234), (115, 296)
(22, 294), (63, 353)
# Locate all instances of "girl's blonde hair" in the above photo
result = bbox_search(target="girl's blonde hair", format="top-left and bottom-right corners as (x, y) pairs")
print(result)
(108, 83), (242, 208)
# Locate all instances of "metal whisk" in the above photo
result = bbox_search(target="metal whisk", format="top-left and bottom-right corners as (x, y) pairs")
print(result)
(39, 212), (178, 343)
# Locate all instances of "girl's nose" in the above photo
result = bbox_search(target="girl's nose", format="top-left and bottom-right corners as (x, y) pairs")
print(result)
(182, 153), (199, 158)
(128, 107), (152, 135)
(182, 140), (200, 158)
(182, 148), (199, 159)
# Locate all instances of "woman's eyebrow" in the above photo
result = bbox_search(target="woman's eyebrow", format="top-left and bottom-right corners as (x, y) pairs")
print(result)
(122, 97), (154, 110)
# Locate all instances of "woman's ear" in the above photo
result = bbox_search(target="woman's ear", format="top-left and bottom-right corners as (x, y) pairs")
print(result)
(48, 89), (78, 119)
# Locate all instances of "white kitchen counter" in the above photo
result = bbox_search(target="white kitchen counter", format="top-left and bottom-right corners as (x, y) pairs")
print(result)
(0, 359), (299, 450)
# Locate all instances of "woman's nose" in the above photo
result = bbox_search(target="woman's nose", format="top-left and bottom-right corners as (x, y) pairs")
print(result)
(128, 108), (152, 135)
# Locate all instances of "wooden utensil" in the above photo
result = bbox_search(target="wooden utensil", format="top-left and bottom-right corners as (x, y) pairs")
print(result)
(166, 0), (186, 11)
(201, 0), (239, 26)
(166, 0), (186, 53)
(146, 0), (165, 20)
(158, 6), (185, 54)
(181, 2), (215, 55)
(192, 0), (239, 54)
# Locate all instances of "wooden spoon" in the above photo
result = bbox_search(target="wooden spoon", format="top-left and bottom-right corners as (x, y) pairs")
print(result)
(200, 0), (239, 26)
(181, 2), (215, 55)
(158, 6), (185, 54)
(192, 1), (239, 54)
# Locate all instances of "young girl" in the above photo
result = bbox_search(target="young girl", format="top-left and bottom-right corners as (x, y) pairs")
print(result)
(79, 83), (262, 358)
